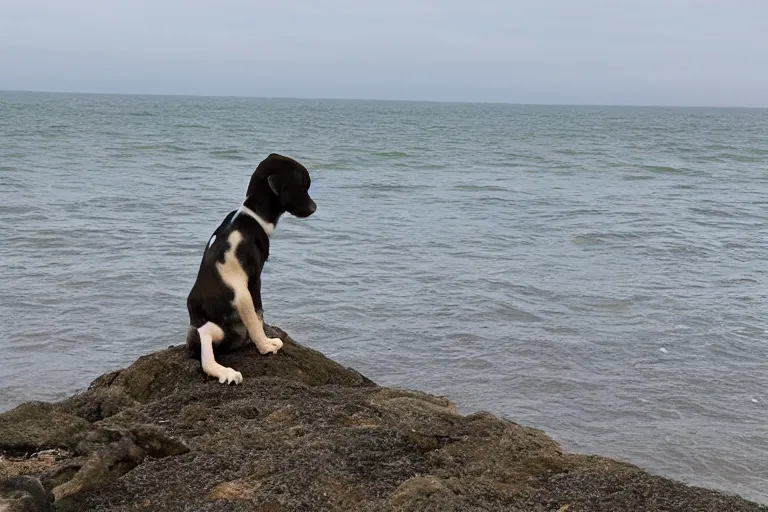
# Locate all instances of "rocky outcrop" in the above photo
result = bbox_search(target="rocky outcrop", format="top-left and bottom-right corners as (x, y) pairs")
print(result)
(0, 326), (765, 511)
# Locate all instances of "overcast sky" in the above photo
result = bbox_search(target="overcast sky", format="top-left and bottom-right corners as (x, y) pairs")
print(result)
(1, 0), (766, 106)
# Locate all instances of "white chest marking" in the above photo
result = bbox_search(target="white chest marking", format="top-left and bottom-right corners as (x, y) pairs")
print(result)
(235, 205), (275, 237)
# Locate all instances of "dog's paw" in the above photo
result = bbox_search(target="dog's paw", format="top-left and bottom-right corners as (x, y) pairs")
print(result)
(268, 337), (284, 351)
(258, 337), (284, 355)
(217, 367), (243, 385)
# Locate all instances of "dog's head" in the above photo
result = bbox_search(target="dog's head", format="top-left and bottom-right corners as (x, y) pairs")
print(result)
(247, 153), (316, 218)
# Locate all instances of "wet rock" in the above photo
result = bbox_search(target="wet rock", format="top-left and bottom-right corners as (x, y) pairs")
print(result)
(0, 326), (765, 511)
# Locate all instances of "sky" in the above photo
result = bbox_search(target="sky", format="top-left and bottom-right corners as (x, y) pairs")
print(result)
(0, 0), (766, 107)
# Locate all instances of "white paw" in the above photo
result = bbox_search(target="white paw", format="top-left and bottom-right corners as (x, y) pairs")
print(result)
(216, 367), (243, 385)
(268, 337), (284, 351)
(258, 337), (283, 355)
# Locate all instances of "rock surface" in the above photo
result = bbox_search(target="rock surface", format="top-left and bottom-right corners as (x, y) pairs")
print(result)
(0, 325), (765, 511)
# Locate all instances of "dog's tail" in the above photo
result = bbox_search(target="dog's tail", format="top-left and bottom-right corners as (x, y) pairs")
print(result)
(186, 326), (202, 360)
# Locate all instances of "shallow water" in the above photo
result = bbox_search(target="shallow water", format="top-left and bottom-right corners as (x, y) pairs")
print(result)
(1, 92), (766, 503)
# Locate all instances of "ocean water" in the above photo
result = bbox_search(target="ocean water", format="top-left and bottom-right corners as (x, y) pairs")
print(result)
(0, 91), (766, 503)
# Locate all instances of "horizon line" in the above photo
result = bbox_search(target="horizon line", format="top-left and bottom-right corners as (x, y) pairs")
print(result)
(1, 88), (766, 110)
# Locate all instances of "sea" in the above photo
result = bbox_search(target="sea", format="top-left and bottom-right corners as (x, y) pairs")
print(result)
(0, 91), (766, 504)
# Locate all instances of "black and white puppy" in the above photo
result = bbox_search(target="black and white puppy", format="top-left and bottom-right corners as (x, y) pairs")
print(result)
(186, 153), (316, 384)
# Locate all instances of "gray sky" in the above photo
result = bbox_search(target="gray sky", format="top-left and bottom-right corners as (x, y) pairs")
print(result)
(1, 0), (766, 106)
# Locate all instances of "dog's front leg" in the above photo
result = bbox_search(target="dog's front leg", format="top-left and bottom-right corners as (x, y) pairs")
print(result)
(217, 231), (283, 355)
(233, 292), (283, 355)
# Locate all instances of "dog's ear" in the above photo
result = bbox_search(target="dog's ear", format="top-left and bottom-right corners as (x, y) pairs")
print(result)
(267, 175), (282, 196)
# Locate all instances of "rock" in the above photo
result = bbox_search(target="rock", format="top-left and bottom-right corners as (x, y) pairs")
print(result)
(58, 387), (138, 423)
(0, 475), (53, 512)
(0, 326), (765, 511)
(386, 475), (464, 511)
(0, 404), (92, 455)
(50, 425), (190, 500)
(129, 425), (190, 458)
(0, 451), (67, 480)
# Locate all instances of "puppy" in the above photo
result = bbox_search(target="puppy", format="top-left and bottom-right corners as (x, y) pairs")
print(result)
(186, 153), (316, 384)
